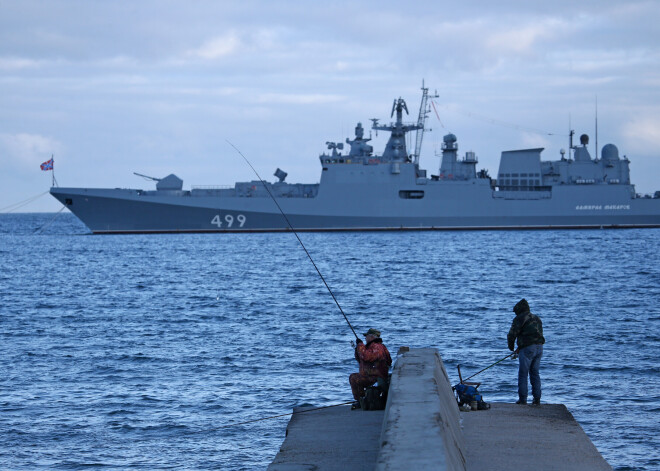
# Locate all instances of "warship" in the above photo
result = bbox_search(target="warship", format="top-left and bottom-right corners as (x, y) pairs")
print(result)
(50, 87), (660, 233)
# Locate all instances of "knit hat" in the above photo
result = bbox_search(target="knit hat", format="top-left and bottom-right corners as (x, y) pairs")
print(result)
(513, 298), (530, 314)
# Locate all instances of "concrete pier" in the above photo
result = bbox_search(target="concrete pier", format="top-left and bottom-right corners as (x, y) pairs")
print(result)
(375, 348), (464, 470)
(268, 405), (383, 470)
(461, 402), (611, 470)
(269, 348), (611, 470)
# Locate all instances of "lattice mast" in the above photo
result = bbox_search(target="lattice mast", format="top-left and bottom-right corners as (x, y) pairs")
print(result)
(413, 80), (439, 165)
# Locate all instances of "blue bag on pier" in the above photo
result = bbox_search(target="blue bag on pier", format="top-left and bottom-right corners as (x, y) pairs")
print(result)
(454, 383), (482, 405)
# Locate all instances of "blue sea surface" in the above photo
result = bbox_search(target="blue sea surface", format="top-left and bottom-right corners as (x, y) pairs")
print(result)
(1, 213), (659, 470)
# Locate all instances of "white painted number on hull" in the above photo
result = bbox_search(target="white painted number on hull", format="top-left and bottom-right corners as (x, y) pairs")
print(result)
(211, 214), (246, 228)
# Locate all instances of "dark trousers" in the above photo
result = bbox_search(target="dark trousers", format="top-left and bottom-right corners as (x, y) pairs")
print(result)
(518, 344), (543, 402)
(349, 373), (378, 400)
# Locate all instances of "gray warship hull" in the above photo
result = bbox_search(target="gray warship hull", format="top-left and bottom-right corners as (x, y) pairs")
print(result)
(50, 177), (660, 233)
(50, 88), (660, 233)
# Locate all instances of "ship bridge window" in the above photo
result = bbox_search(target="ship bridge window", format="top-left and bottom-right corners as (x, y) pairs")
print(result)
(399, 190), (425, 199)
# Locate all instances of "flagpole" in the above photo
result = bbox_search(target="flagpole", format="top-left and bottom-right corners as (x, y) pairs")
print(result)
(40, 156), (57, 187)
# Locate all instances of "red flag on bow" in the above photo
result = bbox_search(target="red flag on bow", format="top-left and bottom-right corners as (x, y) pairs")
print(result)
(40, 158), (54, 171)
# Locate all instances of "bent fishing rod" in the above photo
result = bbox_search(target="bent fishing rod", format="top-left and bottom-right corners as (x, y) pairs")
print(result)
(459, 352), (516, 383)
(227, 140), (360, 341)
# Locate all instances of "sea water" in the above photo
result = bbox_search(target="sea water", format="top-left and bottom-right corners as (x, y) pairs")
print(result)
(1, 213), (659, 470)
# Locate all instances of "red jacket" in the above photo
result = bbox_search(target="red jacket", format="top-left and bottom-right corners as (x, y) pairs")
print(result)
(355, 338), (392, 378)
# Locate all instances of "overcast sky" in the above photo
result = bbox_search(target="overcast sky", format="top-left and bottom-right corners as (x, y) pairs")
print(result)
(2, 0), (660, 212)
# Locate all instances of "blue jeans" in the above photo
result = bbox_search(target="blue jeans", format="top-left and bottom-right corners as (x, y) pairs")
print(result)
(518, 344), (543, 402)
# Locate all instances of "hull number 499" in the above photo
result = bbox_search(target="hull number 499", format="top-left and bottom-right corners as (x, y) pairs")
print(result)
(211, 214), (246, 228)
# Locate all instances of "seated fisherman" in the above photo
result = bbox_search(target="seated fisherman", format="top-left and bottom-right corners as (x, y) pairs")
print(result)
(349, 328), (392, 409)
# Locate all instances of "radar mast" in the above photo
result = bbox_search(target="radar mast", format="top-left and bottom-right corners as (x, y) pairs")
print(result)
(413, 80), (439, 165)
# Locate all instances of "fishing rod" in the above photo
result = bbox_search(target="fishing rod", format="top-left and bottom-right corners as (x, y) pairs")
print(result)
(226, 140), (360, 341)
(460, 352), (516, 383)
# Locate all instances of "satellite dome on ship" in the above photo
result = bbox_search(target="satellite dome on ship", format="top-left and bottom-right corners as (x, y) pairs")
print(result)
(601, 144), (620, 161)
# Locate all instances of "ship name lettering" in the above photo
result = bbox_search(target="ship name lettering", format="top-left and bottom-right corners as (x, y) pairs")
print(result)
(211, 214), (246, 228)
(575, 205), (630, 211)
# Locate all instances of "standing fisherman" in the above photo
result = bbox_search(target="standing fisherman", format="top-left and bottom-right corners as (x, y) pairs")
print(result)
(349, 328), (392, 410)
(508, 298), (545, 405)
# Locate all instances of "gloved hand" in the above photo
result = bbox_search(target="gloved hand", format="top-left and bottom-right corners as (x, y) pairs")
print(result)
(356, 338), (363, 345)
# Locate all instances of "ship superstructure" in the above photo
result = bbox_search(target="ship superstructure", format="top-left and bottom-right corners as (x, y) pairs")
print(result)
(50, 86), (660, 233)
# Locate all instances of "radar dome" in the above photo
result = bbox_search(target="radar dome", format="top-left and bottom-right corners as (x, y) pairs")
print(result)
(601, 144), (620, 161)
(443, 133), (457, 144)
(580, 134), (589, 146)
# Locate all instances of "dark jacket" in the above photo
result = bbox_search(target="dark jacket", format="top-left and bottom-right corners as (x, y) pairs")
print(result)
(508, 302), (545, 351)
(355, 338), (392, 378)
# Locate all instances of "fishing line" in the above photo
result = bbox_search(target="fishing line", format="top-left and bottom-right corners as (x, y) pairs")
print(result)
(462, 352), (515, 382)
(198, 400), (355, 432)
(226, 140), (359, 340)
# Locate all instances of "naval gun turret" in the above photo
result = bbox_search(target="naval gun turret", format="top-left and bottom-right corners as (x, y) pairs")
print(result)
(134, 172), (183, 191)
